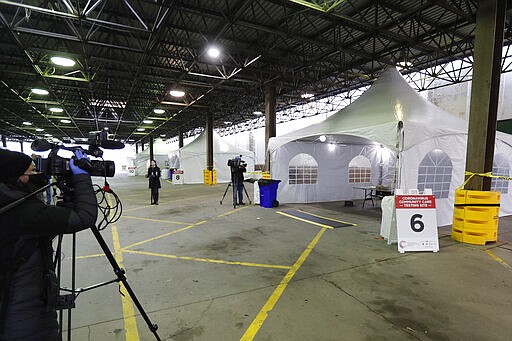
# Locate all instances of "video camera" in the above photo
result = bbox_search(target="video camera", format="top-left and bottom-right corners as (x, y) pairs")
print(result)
(31, 130), (123, 179)
(227, 156), (246, 171)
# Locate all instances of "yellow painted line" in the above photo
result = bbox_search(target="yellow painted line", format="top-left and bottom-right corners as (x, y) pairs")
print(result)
(218, 204), (252, 217)
(276, 211), (333, 229)
(122, 221), (207, 250)
(123, 205), (153, 213)
(124, 250), (291, 270)
(122, 215), (191, 226)
(296, 209), (357, 226)
(112, 225), (140, 340)
(240, 227), (328, 340)
(486, 250), (512, 270)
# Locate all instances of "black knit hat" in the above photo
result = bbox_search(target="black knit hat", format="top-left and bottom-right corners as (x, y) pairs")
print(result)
(0, 148), (33, 182)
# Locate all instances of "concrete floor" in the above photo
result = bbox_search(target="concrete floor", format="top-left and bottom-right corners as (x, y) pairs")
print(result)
(58, 176), (512, 341)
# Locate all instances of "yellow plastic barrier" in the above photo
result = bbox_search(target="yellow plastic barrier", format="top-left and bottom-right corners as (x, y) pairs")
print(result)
(203, 169), (217, 185)
(451, 189), (500, 245)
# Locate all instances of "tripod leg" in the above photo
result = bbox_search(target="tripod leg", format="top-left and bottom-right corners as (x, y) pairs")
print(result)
(243, 184), (252, 204)
(220, 183), (231, 204)
(90, 226), (161, 341)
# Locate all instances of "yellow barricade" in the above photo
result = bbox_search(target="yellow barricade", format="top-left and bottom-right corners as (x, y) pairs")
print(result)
(452, 189), (500, 245)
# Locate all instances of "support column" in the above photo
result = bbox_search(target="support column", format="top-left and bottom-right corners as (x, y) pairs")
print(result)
(135, 142), (139, 154)
(2, 135), (6, 148)
(178, 128), (184, 148)
(149, 136), (154, 163)
(264, 85), (277, 171)
(206, 112), (214, 171)
(465, 0), (506, 190)
(20, 139), (24, 153)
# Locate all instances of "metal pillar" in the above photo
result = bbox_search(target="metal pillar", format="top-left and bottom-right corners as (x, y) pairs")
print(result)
(178, 128), (184, 148)
(149, 136), (154, 163)
(465, 0), (506, 190)
(206, 113), (214, 171)
(264, 85), (276, 171)
(2, 135), (6, 148)
(20, 139), (24, 152)
(135, 142), (138, 154)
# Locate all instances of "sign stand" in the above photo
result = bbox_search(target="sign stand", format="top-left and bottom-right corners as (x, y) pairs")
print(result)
(395, 192), (439, 253)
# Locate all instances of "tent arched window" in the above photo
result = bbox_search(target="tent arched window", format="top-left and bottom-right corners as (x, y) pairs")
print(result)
(491, 153), (509, 194)
(289, 153), (318, 185)
(417, 149), (452, 199)
(348, 155), (371, 183)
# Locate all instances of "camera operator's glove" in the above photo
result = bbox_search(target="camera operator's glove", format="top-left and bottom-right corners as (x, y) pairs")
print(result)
(70, 150), (91, 175)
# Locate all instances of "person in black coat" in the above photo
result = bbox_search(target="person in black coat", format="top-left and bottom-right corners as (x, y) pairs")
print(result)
(0, 148), (98, 341)
(147, 159), (161, 205)
(229, 156), (247, 206)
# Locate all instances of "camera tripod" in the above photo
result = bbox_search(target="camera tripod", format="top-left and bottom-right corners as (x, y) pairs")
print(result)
(220, 180), (252, 208)
(55, 226), (160, 341)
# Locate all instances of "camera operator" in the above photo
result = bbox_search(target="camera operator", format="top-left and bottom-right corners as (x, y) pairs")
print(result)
(0, 148), (98, 340)
(229, 156), (247, 206)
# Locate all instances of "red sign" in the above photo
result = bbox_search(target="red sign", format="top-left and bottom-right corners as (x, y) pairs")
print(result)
(395, 195), (436, 209)
(174, 170), (184, 174)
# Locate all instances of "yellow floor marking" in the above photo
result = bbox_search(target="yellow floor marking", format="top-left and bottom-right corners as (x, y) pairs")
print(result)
(486, 250), (512, 270)
(122, 221), (207, 250)
(122, 215), (191, 226)
(112, 225), (140, 340)
(296, 209), (357, 226)
(123, 205), (153, 213)
(218, 204), (252, 217)
(124, 250), (291, 270)
(276, 211), (333, 229)
(240, 227), (328, 340)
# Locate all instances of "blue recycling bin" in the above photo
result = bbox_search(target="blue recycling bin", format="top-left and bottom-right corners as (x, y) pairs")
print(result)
(258, 179), (281, 208)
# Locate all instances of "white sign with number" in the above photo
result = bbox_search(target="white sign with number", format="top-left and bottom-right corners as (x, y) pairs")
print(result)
(395, 195), (439, 253)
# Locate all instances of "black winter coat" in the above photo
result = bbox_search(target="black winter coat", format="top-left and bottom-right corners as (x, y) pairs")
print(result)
(147, 166), (161, 189)
(0, 174), (98, 340)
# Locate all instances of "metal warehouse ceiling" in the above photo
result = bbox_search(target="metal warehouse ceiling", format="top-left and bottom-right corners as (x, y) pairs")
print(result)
(1, 0), (511, 144)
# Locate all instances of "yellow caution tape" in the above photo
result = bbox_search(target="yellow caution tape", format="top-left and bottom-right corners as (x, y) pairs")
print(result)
(459, 171), (512, 189)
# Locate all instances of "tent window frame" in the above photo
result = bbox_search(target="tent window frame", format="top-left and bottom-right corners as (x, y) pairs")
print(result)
(417, 149), (452, 199)
(288, 153), (318, 185)
(348, 155), (372, 183)
(491, 153), (509, 194)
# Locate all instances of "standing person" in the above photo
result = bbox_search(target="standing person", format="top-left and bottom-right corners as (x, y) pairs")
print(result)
(0, 148), (98, 340)
(230, 156), (247, 206)
(147, 159), (161, 205)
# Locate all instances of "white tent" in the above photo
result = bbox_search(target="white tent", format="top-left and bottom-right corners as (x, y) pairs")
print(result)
(170, 131), (255, 184)
(268, 67), (512, 226)
(135, 142), (171, 176)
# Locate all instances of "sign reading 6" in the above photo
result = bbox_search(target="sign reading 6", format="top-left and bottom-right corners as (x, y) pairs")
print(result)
(410, 214), (424, 232)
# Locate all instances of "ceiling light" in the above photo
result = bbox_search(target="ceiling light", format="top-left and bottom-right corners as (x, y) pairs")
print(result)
(31, 88), (49, 95)
(49, 107), (63, 113)
(328, 143), (336, 152)
(207, 47), (220, 58)
(50, 56), (76, 67)
(35, 128), (44, 132)
(143, 120), (153, 124)
(254, 111), (264, 115)
(22, 121), (32, 126)
(301, 93), (314, 99)
(170, 89), (185, 97)
(60, 119), (71, 124)
(44, 134), (52, 137)
(398, 61), (413, 68)
(319, 135), (327, 142)
(153, 108), (165, 114)
(137, 128), (146, 132)
(160, 134), (166, 137)
(224, 121), (232, 125)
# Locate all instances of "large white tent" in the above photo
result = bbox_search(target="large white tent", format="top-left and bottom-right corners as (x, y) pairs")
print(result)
(135, 142), (170, 176)
(170, 131), (255, 184)
(268, 67), (512, 226)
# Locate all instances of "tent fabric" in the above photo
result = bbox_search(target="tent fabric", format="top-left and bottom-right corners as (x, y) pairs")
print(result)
(171, 132), (255, 184)
(269, 67), (512, 226)
(135, 142), (170, 176)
